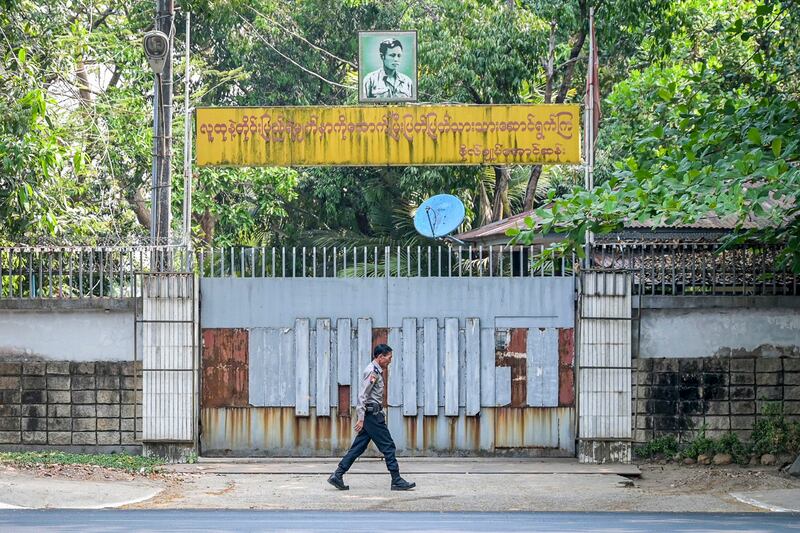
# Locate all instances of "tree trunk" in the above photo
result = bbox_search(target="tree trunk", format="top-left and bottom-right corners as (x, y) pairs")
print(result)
(478, 180), (493, 227)
(523, 165), (543, 211)
(196, 207), (216, 245)
(128, 188), (152, 230)
(492, 166), (510, 222)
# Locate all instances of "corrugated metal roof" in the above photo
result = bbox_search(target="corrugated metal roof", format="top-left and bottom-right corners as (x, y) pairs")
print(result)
(456, 202), (780, 243)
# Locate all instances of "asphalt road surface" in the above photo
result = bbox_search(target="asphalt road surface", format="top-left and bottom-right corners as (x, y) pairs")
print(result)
(1, 510), (800, 532)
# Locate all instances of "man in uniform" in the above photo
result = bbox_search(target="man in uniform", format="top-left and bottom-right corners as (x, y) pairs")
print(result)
(362, 38), (414, 100)
(327, 343), (416, 491)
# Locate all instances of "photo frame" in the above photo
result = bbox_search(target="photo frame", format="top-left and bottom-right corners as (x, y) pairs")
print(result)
(358, 30), (417, 103)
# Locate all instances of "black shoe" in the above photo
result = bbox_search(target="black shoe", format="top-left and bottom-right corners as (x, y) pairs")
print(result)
(390, 477), (416, 491)
(327, 473), (349, 490)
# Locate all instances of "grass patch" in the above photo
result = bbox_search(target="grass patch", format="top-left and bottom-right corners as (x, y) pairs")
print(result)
(0, 452), (164, 473)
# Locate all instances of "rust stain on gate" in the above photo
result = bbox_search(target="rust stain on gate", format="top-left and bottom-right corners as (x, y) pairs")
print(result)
(372, 328), (389, 406)
(202, 328), (249, 407)
(496, 328), (528, 407)
(558, 328), (575, 406)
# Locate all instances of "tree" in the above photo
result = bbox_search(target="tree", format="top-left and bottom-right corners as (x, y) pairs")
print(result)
(511, 0), (800, 272)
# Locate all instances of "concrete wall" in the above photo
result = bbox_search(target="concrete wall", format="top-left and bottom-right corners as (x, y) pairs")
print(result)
(631, 354), (800, 444)
(0, 360), (142, 453)
(0, 300), (135, 361)
(635, 297), (800, 359)
(200, 277), (575, 329)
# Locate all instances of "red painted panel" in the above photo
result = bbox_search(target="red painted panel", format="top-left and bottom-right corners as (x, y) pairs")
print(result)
(558, 328), (575, 406)
(497, 328), (528, 407)
(372, 328), (389, 406)
(202, 328), (249, 408)
(338, 385), (351, 418)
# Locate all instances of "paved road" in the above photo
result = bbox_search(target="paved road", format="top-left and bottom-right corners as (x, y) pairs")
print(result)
(1, 510), (799, 532)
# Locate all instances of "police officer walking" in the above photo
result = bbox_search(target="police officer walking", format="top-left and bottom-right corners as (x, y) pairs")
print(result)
(328, 343), (416, 491)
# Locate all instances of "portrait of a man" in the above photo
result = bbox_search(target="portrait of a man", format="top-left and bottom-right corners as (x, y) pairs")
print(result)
(359, 31), (417, 103)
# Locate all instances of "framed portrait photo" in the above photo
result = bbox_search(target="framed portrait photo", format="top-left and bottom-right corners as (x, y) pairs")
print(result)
(358, 30), (418, 103)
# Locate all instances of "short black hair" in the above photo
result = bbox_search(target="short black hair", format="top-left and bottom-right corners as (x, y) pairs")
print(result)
(372, 343), (393, 360)
(379, 39), (403, 58)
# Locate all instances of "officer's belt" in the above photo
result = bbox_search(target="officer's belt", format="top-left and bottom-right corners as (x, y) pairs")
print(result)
(365, 402), (383, 414)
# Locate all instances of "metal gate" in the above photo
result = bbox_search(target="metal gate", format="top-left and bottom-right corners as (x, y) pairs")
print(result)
(577, 271), (632, 463)
(196, 245), (578, 457)
(137, 272), (197, 446)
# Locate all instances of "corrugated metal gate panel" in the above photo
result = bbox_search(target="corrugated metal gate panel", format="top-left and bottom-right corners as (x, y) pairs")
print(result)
(141, 274), (195, 442)
(578, 272), (632, 463)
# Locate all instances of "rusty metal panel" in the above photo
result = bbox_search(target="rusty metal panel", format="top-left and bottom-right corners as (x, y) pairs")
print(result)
(195, 105), (581, 167)
(371, 327), (389, 406)
(336, 319), (351, 385)
(387, 327), (403, 407)
(200, 405), (574, 456)
(423, 318), (438, 415)
(465, 318), (481, 415)
(559, 328), (575, 406)
(316, 319), (331, 416)
(527, 328), (559, 407)
(338, 385), (351, 418)
(495, 366), (511, 406)
(202, 328), (248, 408)
(402, 318), (417, 416)
(480, 327), (495, 407)
(444, 318), (459, 416)
(496, 328), (528, 407)
(295, 319), (310, 416)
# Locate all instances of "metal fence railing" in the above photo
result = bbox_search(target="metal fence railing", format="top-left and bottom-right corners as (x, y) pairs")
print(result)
(195, 245), (577, 279)
(591, 242), (798, 296)
(0, 246), (191, 299)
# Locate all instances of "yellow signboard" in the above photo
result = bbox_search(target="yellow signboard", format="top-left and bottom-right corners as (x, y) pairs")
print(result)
(196, 104), (580, 167)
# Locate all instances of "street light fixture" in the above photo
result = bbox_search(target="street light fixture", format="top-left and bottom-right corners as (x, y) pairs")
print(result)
(143, 30), (170, 75)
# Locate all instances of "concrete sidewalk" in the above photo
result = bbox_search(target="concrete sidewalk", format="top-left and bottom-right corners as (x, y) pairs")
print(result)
(1, 459), (799, 513)
(162, 457), (642, 476)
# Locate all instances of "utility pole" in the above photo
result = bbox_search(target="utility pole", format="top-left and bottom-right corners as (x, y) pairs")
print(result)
(150, 0), (174, 245)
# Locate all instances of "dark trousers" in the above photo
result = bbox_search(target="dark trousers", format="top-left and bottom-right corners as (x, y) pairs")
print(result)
(337, 411), (399, 475)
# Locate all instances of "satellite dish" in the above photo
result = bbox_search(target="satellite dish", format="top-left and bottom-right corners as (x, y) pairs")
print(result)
(413, 194), (466, 239)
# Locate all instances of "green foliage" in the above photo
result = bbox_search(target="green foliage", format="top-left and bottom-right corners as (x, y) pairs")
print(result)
(513, 0), (800, 272)
(0, 451), (164, 473)
(635, 435), (680, 459)
(680, 427), (718, 459)
(751, 402), (800, 456)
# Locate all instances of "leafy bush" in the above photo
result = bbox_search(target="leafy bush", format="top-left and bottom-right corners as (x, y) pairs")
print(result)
(635, 435), (679, 459)
(751, 402), (800, 456)
(681, 428), (717, 459)
(715, 432), (749, 464)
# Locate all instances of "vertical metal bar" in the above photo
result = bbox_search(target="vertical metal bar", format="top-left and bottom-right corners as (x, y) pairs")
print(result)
(458, 246), (462, 277)
(292, 246), (297, 278)
(671, 244), (676, 295)
(417, 246), (421, 277)
(261, 246), (265, 278)
(468, 245), (473, 277)
(333, 246), (337, 277)
(478, 245), (483, 276)
(364, 246), (367, 278)
(449, 245), (453, 277)
(251, 247), (256, 278)
(342, 246), (347, 276)
(282, 247), (286, 277)
(323, 247), (327, 277)
(711, 246), (717, 295)
(240, 247), (245, 278)
(312, 247), (316, 278)
(437, 246), (442, 277)
(488, 245), (493, 276)
(374, 246), (378, 277)
(427, 246), (431, 277)
(272, 247), (276, 278)
(352, 246), (357, 278)
(498, 245), (503, 277)
(209, 248), (214, 277)
(397, 246), (401, 277)
(302, 246), (306, 278)
(88, 250), (94, 298)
